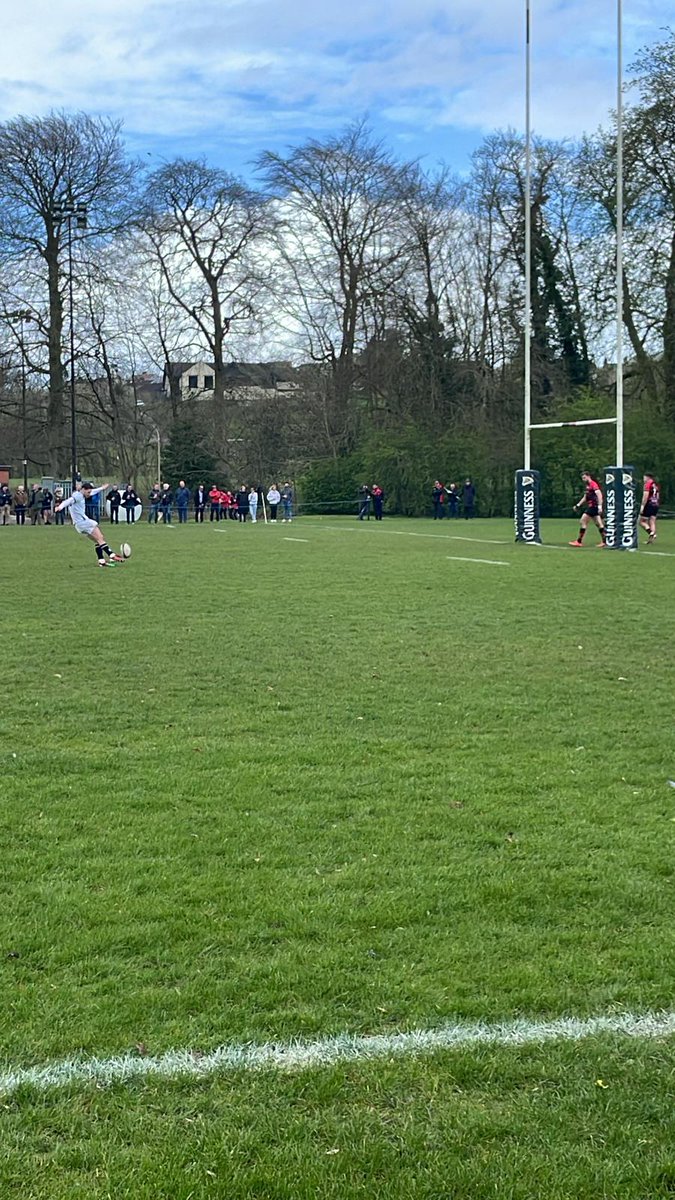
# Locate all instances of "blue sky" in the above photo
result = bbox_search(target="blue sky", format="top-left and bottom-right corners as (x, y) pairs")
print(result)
(0, 0), (670, 180)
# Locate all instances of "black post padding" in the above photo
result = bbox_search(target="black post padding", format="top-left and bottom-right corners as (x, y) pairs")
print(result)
(514, 470), (542, 543)
(604, 466), (638, 550)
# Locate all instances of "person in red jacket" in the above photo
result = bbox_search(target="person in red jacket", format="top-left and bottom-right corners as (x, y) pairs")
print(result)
(209, 486), (221, 521)
(569, 471), (606, 547)
(639, 473), (660, 543)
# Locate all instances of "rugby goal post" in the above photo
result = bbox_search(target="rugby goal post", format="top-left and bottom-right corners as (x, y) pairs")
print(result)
(515, 0), (637, 550)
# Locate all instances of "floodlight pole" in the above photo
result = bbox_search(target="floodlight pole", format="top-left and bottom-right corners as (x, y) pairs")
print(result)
(53, 188), (88, 489)
(615, 0), (624, 465)
(524, 0), (532, 471)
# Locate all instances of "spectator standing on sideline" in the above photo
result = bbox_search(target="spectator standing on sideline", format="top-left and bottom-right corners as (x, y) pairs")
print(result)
(267, 483), (281, 522)
(175, 480), (190, 523)
(13, 485), (28, 525)
(446, 482), (460, 517)
(53, 486), (65, 525)
(639, 473), (660, 544)
(122, 485), (138, 524)
(0, 483), (12, 524)
(41, 487), (54, 525)
(107, 486), (121, 524)
(194, 483), (207, 522)
(248, 486), (259, 523)
(29, 484), (43, 525)
(280, 482), (294, 522)
(148, 483), (161, 523)
(462, 478), (476, 520)
(209, 485), (221, 521)
(371, 484), (384, 521)
(358, 484), (371, 520)
(236, 486), (249, 522)
(432, 481), (445, 520)
(160, 483), (173, 524)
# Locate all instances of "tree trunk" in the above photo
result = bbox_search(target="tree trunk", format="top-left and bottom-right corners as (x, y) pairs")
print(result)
(662, 229), (675, 420)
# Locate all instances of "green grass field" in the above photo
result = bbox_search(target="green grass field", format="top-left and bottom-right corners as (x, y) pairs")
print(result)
(2, 515), (674, 1198)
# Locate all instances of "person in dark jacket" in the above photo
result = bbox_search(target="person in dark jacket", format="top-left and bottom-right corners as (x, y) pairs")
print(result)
(445, 482), (460, 517)
(431, 481), (445, 519)
(175, 480), (190, 523)
(194, 483), (207, 522)
(463, 478), (476, 519)
(0, 483), (12, 524)
(159, 483), (173, 523)
(107, 486), (121, 524)
(280, 482), (294, 522)
(41, 487), (54, 524)
(236, 486), (249, 522)
(122, 486), (138, 524)
(148, 484), (161, 523)
(29, 485), (43, 525)
(358, 484), (371, 520)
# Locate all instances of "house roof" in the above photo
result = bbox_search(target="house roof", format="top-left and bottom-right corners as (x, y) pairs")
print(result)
(164, 360), (299, 389)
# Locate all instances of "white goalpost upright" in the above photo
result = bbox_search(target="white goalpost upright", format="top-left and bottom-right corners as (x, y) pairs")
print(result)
(515, 0), (638, 549)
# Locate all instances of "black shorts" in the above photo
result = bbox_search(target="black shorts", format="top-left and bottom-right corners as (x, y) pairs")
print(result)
(643, 502), (659, 518)
(586, 505), (599, 518)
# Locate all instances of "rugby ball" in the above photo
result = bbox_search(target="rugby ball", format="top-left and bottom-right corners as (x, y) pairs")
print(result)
(120, 542), (132, 559)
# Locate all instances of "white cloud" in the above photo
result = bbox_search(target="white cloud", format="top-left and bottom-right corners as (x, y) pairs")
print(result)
(0, 0), (670, 165)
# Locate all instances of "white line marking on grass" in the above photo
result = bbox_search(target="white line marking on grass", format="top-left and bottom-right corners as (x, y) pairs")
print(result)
(306, 525), (675, 559)
(447, 555), (510, 567)
(3, 1010), (674, 1098)
(444, 535), (511, 545)
(284, 537), (309, 543)
(308, 524), (511, 545)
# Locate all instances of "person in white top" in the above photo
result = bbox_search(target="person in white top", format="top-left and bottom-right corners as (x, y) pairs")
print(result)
(266, 484), (281, 522)
(55, 482), (126, 567)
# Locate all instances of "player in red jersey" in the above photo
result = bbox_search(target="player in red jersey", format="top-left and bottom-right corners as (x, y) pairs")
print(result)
(569, 471), (607, 546)
(639, 473), (660, 543)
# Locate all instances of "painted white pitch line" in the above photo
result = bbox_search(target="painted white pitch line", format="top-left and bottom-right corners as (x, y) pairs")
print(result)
(284, 537), (309, 543)
(306, 524), (510, 546)
(447, 555), (510, 567)
(305, 525), (675, 557)
(448, 535), (511, 545)
(1, 1010), (673, 1098)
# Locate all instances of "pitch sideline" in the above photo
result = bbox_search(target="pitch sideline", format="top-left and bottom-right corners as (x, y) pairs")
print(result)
(2, 1010), (674, 1098)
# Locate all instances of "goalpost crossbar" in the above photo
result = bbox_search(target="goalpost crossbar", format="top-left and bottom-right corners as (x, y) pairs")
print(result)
(528, 417), (618, 432)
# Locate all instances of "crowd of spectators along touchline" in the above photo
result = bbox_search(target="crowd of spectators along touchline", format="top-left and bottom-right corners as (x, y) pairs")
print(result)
(0, 473), (660, 547)
(0, 481), (295, 525)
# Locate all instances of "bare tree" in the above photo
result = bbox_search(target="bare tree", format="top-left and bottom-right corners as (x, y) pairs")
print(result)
(0, 111), (138, 473)
(140, 159), (272, 426)
(257, 122), (416, 449)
